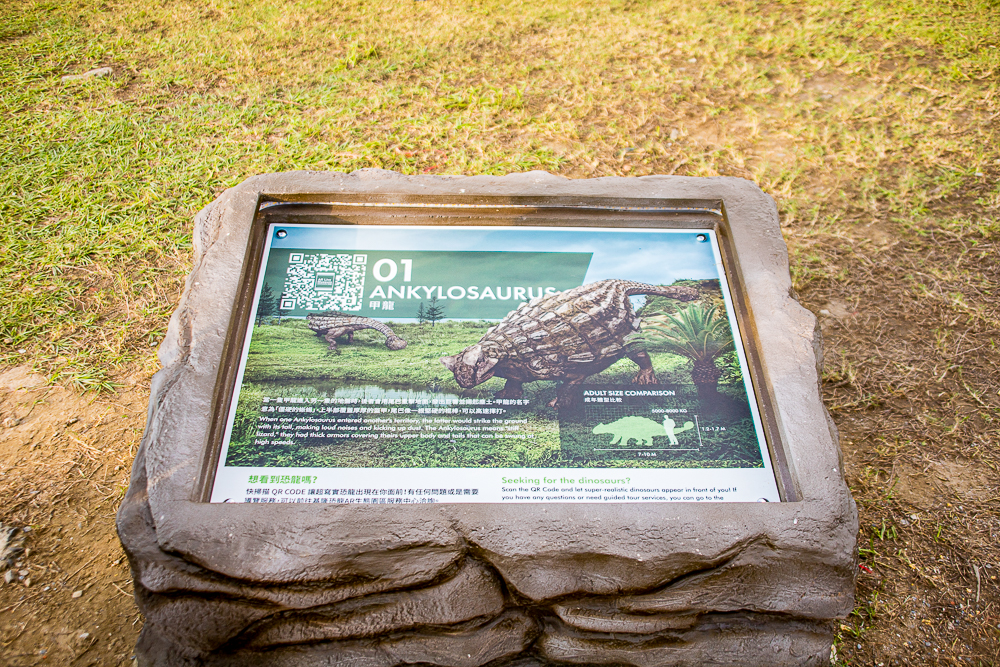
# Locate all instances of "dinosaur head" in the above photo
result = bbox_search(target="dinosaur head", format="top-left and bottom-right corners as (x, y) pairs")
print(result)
(385, 336), (407, 350)
(440, 344), (499, 388)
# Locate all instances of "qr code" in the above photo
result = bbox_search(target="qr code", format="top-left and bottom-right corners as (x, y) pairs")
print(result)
(280, 253), (367, 311)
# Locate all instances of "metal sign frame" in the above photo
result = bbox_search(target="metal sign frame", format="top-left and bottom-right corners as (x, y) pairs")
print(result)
(195, 192), (796, 503)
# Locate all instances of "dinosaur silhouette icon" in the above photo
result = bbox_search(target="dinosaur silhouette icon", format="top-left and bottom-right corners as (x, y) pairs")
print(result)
(662, 415), (695, 445)
(592, 416), (695, 447)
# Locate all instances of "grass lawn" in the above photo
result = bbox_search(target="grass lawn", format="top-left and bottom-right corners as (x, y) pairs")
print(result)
(1, 0), (998, 664)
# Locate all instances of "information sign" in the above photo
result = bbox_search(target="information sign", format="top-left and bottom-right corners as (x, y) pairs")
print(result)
(209, 224), (781, 503)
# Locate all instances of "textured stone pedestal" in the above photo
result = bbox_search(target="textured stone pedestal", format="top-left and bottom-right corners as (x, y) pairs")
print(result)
(117, 170), (857, 666)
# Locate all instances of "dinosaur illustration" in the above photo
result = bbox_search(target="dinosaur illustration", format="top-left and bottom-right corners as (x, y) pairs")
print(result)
(592, 415), (696, 447)
(440, 279), (697, 407)
(306, 312), (407, 352)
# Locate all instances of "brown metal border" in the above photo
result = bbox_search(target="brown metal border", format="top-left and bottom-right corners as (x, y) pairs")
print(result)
(197, 193), (797, 502)
(714, 203), (799, 502)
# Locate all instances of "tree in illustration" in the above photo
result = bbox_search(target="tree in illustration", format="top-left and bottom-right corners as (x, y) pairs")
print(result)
(256, 283), (278, 325)
(644, 304), (735, 401)
(416, 301), (427, 325)
(425, 296), (445, 326)
(277, 292), (289, 325)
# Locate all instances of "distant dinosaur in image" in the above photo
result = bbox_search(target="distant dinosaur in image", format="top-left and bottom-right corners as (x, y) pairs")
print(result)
(306, 312), (407, 352)
(592, 415), (695, 447)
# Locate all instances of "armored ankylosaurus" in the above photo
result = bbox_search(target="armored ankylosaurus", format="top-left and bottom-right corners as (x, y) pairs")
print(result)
(306, 312), (407, 352)
(440, 279), (697, 407)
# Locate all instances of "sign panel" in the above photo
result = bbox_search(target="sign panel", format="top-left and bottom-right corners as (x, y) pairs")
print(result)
(210, 224), (781, 503)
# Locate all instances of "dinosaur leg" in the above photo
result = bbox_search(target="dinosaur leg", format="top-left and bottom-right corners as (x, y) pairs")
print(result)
(495, 379), (524, 399)
(346, 331), (354, 344)
(629, 350), (657, 384)
(549, 377), (586, 408)
(324, 330), (341, 351)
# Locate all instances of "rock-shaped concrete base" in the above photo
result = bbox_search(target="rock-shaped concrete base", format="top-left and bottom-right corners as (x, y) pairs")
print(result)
(539, 615), (834, 666)
(118, 170), (856, 665)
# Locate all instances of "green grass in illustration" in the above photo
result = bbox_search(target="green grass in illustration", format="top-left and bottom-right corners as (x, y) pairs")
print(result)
(226, 318), (755, 469)
(242, 318), (703, 387)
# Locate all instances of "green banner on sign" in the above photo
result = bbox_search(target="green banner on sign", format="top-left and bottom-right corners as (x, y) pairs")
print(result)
(264, 250), (593, 320)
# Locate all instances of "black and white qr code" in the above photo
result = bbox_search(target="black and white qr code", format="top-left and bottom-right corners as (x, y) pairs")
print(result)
(280, 253), (367, 311)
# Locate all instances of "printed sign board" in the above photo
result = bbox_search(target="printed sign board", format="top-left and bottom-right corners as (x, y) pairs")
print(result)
(209, 223), (781, 503)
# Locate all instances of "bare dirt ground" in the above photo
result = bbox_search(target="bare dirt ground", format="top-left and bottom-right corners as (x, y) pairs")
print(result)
(790, 182), (1000, 664)
(0, 365), (149, 666)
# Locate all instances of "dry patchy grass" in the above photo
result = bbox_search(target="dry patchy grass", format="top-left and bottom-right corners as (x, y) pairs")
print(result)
(0, 0), (998, 664)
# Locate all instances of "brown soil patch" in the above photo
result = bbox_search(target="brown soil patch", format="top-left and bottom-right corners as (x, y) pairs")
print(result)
(0, 366), (146, 666)
(893, 461), (997, 509)
(792, 189), (1000, 664)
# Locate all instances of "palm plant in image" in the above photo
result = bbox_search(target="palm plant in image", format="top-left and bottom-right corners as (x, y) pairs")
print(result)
(643, 304), (735, 401)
